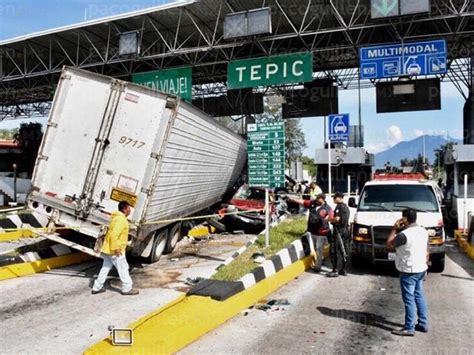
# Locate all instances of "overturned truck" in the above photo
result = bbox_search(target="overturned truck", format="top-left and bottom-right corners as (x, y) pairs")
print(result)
(27, 67), (247, 262)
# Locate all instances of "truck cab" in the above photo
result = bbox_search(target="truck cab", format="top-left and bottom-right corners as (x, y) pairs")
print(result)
(350, 173), (445, 272)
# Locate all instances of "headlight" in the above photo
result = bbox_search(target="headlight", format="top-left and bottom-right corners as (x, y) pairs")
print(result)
(427, 229), (437, 237)
(426, 227), (443, 237)
(358, 227), (369, 235)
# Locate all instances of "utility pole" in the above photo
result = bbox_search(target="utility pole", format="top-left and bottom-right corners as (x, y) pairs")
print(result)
(423, 135), (426, 167)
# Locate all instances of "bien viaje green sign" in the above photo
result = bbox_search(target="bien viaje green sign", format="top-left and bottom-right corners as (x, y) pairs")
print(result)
(132, 67), (192, 101)
(228, 52), (313, 89)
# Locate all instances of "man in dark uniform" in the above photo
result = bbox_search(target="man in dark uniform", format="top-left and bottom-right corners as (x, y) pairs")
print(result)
(288, 193), (333, 272)
(329, 192), (351, 277)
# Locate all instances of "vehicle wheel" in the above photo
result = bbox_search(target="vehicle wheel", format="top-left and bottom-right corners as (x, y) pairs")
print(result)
(429, 256), (445, 273)
(207, 218), (226, 233)
(165, 223), (182, 254)
(351, 254), (363, 269)
(150, 229), (168, 263)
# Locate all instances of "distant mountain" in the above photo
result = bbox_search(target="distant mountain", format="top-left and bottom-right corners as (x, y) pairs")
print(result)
(374, 135), (462, 168)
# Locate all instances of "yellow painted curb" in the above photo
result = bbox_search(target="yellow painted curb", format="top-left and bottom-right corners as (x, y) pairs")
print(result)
(455, 231), (474, 260)
(85, 256), (313, 355)
(0, 253), (95, 281)
(0, 229), (36, 242)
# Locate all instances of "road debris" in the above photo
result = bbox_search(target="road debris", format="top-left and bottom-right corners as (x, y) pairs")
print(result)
(252, 252), (265, 264)
(184, 277), (205, 286)
(255, 299), (291, 313)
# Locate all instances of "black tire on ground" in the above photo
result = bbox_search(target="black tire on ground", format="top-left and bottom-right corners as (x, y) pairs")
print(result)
(165, 222), (182, 254)
(429, 256), (445, 273)
(150, 229), (168, 263)
(207, 218), (226, 233)
(351, 254), (363, 269)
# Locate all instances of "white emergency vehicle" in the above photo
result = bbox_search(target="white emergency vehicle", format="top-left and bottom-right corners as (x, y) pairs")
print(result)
(349, 172), (445, 272)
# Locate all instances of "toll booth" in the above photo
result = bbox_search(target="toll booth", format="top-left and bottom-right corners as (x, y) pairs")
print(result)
(444, 144), (474, 231)
(314, 146), (374, 195)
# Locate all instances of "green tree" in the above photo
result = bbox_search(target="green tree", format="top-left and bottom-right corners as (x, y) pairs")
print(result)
(0, 129), (18, 140)
(400, 154), (430, 172)
(302, 156), (317, 179)
(434, 142), (455, 169)
(14, 123), (43, 176)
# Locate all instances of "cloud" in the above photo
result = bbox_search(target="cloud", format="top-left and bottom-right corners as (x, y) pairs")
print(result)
(367, 125), (403, 153)
(414, 129), (424, 137)
(387, 125), (403, 145)
(366, 143), (389, 154)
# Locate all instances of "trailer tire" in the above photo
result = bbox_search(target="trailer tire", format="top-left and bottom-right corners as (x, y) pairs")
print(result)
(165, 223), (182, 254)
(429, 256), (445, 273)
(207, 218), (226, 233)
(150, 229), (168, 263)
(351, 254), (363, 269)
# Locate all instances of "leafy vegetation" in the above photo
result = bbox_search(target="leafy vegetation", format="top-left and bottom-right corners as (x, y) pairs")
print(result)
(212, 217), (307, 281)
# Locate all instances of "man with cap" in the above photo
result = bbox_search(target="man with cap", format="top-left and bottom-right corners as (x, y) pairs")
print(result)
(288, 193), (333, 272)
(328, 192), (351, 277)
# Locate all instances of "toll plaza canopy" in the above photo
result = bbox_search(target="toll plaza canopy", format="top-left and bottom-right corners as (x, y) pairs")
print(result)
(0, 0), (473, 119)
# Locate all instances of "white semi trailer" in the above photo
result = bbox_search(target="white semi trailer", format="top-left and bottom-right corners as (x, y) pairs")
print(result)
(27, 67), (247, 262)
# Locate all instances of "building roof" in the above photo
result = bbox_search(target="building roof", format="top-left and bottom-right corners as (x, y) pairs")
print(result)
(0, 0), (472, 119)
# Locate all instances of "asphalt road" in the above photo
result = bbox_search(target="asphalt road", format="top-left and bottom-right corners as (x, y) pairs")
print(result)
(182, 240), (474, 355)
(0, 234), (254, 353)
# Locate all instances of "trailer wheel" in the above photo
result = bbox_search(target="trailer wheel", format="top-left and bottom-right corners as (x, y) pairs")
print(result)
(150, 229), (168, 263)
(351, 254), (363, 269)
(165, 223), (182, 254)
(429, 256), (445, 273)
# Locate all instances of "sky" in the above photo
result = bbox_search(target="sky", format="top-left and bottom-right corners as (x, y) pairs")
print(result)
(0, 0), (467, 156)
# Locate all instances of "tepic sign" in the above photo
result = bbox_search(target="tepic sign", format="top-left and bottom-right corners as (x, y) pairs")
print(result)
(228, 53), (313, 89)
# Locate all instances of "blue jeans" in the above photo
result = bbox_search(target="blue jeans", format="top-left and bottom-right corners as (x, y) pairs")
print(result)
(400, 272), (428, 331)
(92, 253), (133, 293)
(305, 232), (327, 269)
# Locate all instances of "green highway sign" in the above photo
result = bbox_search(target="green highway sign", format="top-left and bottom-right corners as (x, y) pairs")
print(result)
(132, 67), (192, 101)
(247, 122), (286, 188)
(228, 53), (313, 89)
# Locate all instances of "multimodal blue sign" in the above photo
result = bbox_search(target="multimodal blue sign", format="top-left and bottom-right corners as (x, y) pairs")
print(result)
(329, 114), (350, 142)
(360, 39), (447, 80)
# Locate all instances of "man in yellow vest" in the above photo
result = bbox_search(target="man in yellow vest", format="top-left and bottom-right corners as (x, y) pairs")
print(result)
(92, 201), (139, 295)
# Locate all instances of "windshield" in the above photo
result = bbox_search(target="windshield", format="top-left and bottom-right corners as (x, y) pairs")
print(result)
(233, 185), (266, 201)
(358, 184), (439, 212)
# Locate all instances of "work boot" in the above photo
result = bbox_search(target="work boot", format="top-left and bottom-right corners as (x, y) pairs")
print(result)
(91, 288), (106, 295)
(391, 328), (415, 337)
(338, 269), (347, 276)
(415, 324), (428, 333)
(121, 289), (139, 296)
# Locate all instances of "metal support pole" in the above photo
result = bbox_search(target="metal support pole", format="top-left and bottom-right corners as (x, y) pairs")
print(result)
(347, 174), (351, 198)
(464, 174), (468, 231)
(328, 138), (332, 197)
(13, 164), (17, 203)
(358, 70), (362, 147)
(265, 188), (270, 248)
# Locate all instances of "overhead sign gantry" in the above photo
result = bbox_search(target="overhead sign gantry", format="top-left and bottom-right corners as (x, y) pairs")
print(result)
(0, 0), (472, 120)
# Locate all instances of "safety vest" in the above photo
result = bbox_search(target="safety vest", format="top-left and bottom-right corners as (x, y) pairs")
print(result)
(395, 225), (428, 273)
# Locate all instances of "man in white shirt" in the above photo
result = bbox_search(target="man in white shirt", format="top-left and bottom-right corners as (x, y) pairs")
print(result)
(386, 208), (429, 337)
